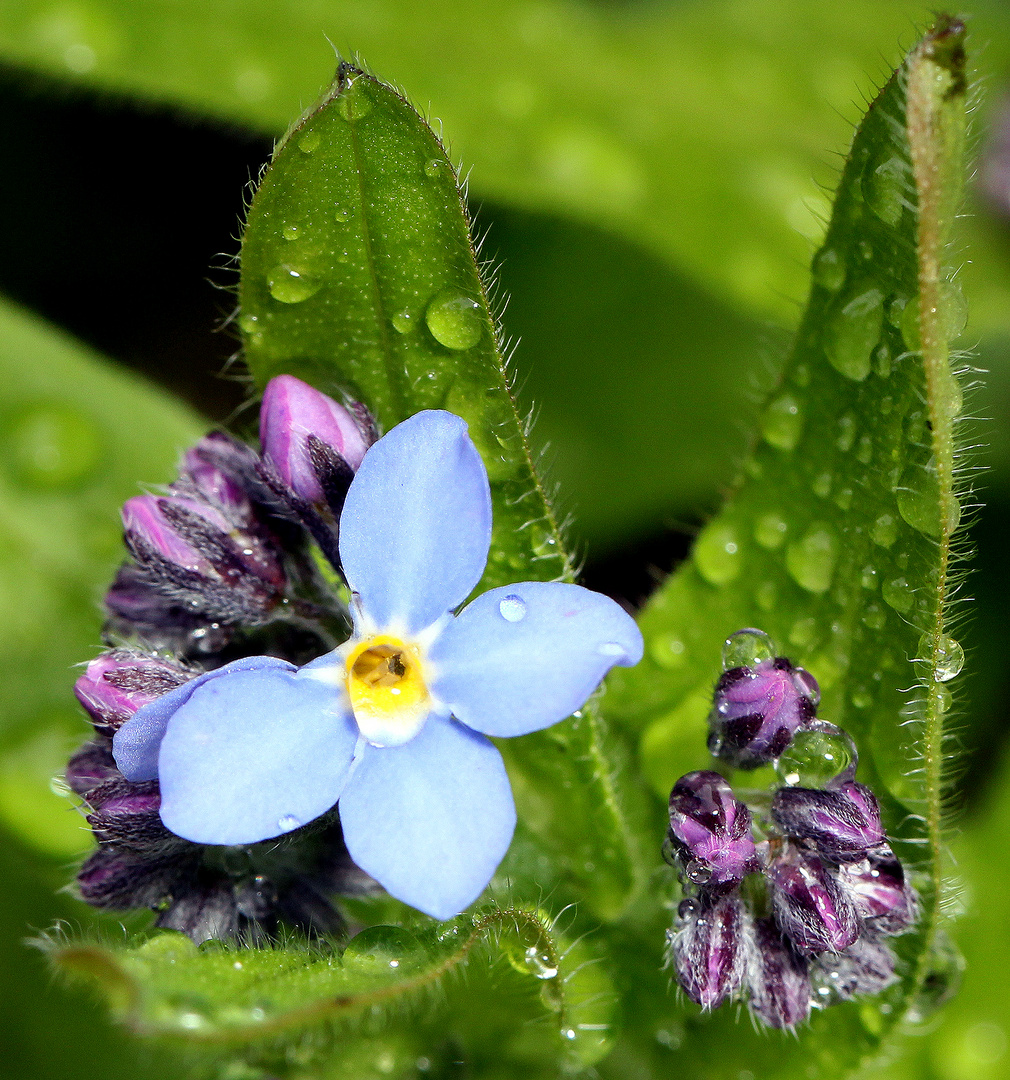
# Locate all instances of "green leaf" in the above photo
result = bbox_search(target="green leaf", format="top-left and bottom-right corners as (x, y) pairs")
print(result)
(47, 905), (615, 1077)
(238, 67), (649, 918)
(602, 17), (969, 1072)
(0, 295), (203, 857)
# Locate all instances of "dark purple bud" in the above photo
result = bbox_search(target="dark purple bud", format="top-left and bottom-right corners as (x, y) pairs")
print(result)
(747, 918), (811, 1029)
(123, 494), (218, 576)
(74, 648), (191, 736)
(772, 781), (885, 862)
(668, 892), (749, 1010)
(767, 845), (861, 954)
(260, 375), (372, 507)
(65, 740), (120, 796)
(709, 658), (818, 769)
(837, 847), (917, 933)
(86, 779), (169, 850)
(812, 932), (896, 1000)
(178, 433), (254, 515)
(668, 770), (761, 886)
(77, 844), (190, 910)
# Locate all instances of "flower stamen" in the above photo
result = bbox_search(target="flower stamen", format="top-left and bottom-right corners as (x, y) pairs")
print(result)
(346, 635), (430, 746)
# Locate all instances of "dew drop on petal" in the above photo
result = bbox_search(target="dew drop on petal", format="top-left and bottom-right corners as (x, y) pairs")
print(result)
(498, 595), (527, 622)
(277, 814), (301, 832)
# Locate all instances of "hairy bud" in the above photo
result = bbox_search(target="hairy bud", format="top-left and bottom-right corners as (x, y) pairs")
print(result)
(747, 918), (811, 1029)
(771, 781), (885, 862)
(837, 847), (917, 934)
(767, 845), (861, 954)
(74, 649), (191, 736)
(668, 892), (750, 1010)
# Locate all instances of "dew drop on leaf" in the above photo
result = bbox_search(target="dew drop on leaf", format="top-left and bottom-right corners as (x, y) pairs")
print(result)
(425, 289), (483, 350)
(761, 393), (803, 450)
(862, 604), (885, 630)
(282, 223), (300, 240)
(866, 155), (908, 226)
(824, 286), (884, 381)
(721, 628), (775, 669)
(812, 247), (846, 291)
(897, 461), (961, 537)
(338, 77), (373, 121)
(649, 633), (686, 669)
(871, 513), (898, 547)
(856, 434), (874, 464)
(424, 159), (444, 178)
(694, 523), (742, 585)
(296, 129), (321, 153)
(919, 632), (964, 681)
(391, 310), (413, 334)
(267, 265), (321, 304)
(786, 524), (838, 593)
(882, 576), (914, 612)
(754, 512), (788, 549)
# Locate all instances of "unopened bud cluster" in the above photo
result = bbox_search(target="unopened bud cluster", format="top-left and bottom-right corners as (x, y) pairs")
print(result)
(69, 376), (380, 942)
(665, 629), (916, 1029)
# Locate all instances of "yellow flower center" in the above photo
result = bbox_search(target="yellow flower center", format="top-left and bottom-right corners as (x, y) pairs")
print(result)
(346, 635), (430, 746)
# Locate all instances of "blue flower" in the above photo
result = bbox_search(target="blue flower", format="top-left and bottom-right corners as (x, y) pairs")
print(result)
(113, 410), (643, 919)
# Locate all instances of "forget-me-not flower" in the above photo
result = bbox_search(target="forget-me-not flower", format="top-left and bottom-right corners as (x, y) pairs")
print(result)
(113, 410), (643, 919)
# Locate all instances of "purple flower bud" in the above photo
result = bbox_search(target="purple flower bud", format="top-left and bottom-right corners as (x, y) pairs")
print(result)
(260, 375), (371, 507)
(771, 781), (885, 862)
(747, 918), (811, 1029)
(668, 892), (750, 1010)
(767, 845), (861, 954)
(837, 847), (917, 934)
(123, 494), (217, 576)
(77, 844), (192, 910)
(812, 932), (896, 1000)
(86, 778), (168, 849)
(65, 740), (120, 796)
(668, 770), (761, 886)
(709, 658), (818, 769)
(74, 649), (191, 736)
(178, 433), (253, 515)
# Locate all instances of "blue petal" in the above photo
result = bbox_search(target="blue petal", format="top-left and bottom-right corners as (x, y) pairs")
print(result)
(113, 655), (296, 781)
(338, 715), (515, 919)
(157, 666), (359, 845)
(430, 582), (644, 737)
(339, 411), (491, 634)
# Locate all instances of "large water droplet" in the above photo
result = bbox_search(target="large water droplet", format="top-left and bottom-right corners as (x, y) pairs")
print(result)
(812, 248), (846, 291)
(267, 265), (321, 304)
(344, 925), (419, 970)
(425, 289), (483, 350)
(7, 403), (103, 488)
(695, 524), (742, 585)
(836, 414), (856, 453)
(722, 628), (775, 669)
(882, 576), (914, 613)
(786, 523), (837, 593)
(282, 223), (300, 240)
(866, 155), (908, 226)
(297, 129), (321, 153)
(871, 513), (898, 548)
(424, 158), (445, 178)
(776, 726), (855, 787)
(277, 814), (301, 832)
(824, 287), (884, 381)
(919, 633), (964, 681)
(523, 945), (558, 979)
(391, 310), (413, 334)
(338, 77), (373, 121)
(754, 513), (788, 549)
(896, 461), (961, 537)
(499, 595), (527, 622)
(761, 394), (803, 450)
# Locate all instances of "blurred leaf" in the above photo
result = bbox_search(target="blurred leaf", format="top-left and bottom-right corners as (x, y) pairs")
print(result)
(239, 67), (650, 919)
(48, 905), (615, 1077)
(0, 0), (973, 330)
(600, 18), (970, 1073)
(0, 295), (202, 855)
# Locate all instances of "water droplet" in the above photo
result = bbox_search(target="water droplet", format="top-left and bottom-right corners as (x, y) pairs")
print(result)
(499, 595), (527, 622)
(695, 523), (742, 585)
(833, 487), (853, 510)
(882, 576), (914, 613)
(686, 859), (713, 884)
(812, 248), (845, 291)
(873, 342), (892, 378)
(935, 685), (953, 713)
(391, 310), (413, 334)
(788, 617), (819, 649)
(775, 726), (855, 787)
(267, 265), (321, 304)
(722, 628), (776, 669)
(277, 814), (301, 832)
(598, 642), (627, 657)
(860, 565), (879, 590)
(919, 633), (964, 681)
(862, 604), (885, 630)
(866, 155), (908, 226)
(824, 287), (884, 381)
(523, 945), (558, 979)
(425, 289), (483, 350)
(897, 461), (961, 537)
(282, 223), (300, 240)
(297, 129), (321, 153)
(754, 512), (788, 549)
(786, 523), (837, 593)
(855, 434), (873, 465)
(344, 926), (418, 970)
(237, 312), (258, 334)
(335, 206), (352, 222)
(649, 633), (686, 669)
(424, 158), (445, 178)
(851, 689), (872, 709)
(836, 414), (856, 452)
(338, 77), (373, 121)
(812, 472), (832, 498)
(872, 514), (898, 547)
(7, 403), (103, 488)
(761, 393), (803, 450)
(756, 580), (777, 611)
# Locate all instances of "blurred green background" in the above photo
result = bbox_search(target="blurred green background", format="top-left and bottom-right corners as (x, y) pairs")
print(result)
(1, 1), (1009, 1077)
